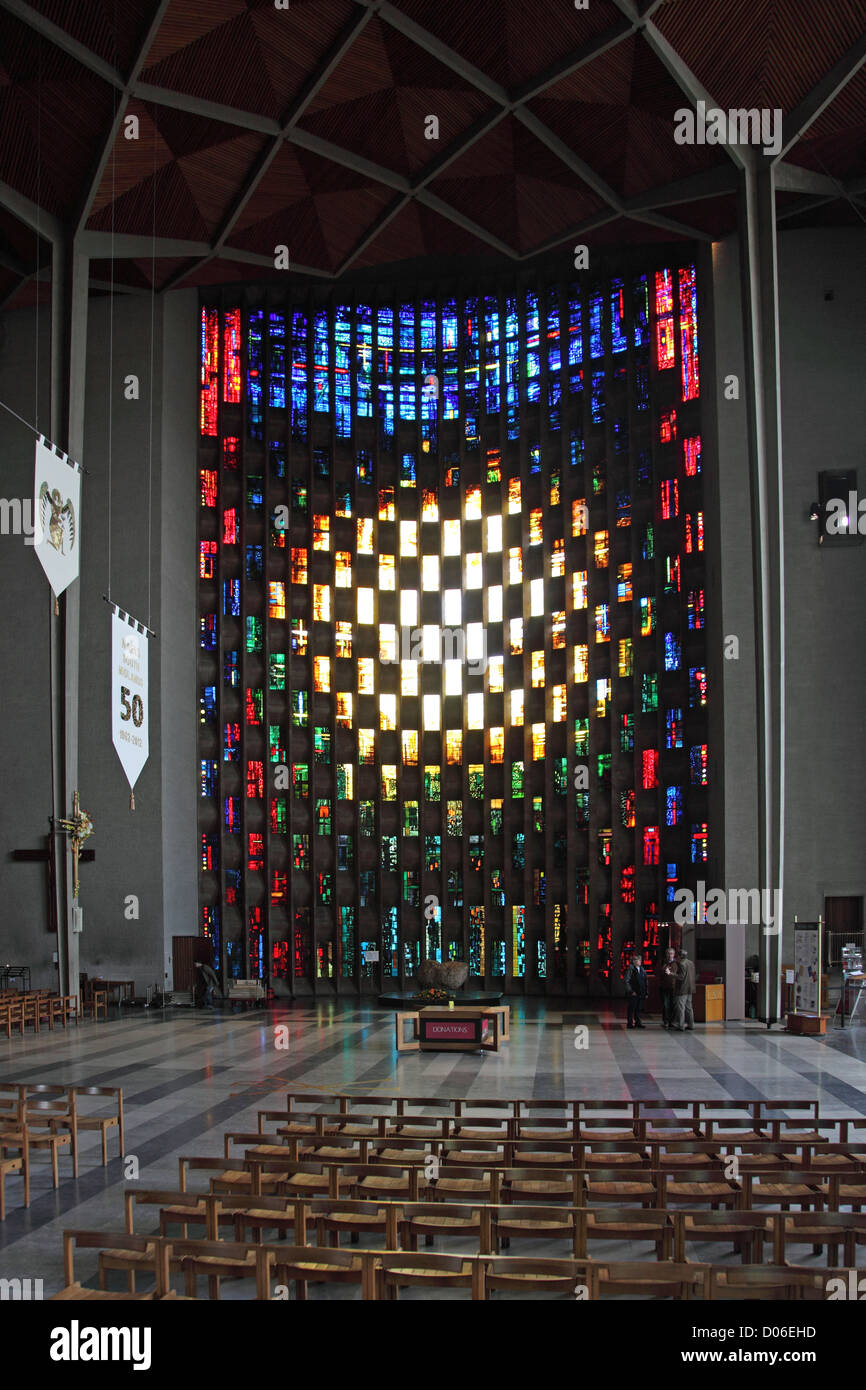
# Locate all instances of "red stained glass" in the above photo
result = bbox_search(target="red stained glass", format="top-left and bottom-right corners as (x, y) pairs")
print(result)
(223, 308), (242, 403)
(200, 307), (219, 435)
(654, 269), (675, 370)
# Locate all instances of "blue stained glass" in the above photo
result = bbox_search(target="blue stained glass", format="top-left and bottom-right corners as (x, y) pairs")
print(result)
(611, 278), (627, 353)
(666, 785), (682, 826)
(268, 311), (286, 408)
(589, 292), (604, 358)
(334, 305), (352, 438)
(525, 291), (540, 403)
(398, 305), (416, 421)
(313, 309), (329, 413)
(491, 939), (506, 977)
(633, 273), (649, 348)
(247, 308), (263, 440)
(537, 939), (547, 979)
(464, 296), (480, 445)
(200, 613), (217, 650)
(664, 631), (681, 671)
(505, 296), (520, 439)
(223, 579), (240, 617)
(441, 299), (459, 419)
(484, 296), (500, 415)
(636, 359), (650, 412)
(200, 759), (217, 796)
(591, 371), (605, 423)
(569, 430), (584, 468)
(356, 304), (372, 419)
(568, 291), (583, 395)
(377, 306), (394, 442)
(245, 544), (263, 581)
(291, 310), (307, 440)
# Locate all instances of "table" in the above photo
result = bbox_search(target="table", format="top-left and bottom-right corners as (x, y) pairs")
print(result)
(89, 978), (135, 1005)
(396, 1005), (510, 1053)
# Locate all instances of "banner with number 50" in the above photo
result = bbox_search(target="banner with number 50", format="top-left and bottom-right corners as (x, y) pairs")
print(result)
(111, 607), (150, 799)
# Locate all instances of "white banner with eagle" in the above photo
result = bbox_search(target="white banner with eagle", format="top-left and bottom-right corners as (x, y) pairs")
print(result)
(33, 435), (81, 597)
(111, 607), (150, 806)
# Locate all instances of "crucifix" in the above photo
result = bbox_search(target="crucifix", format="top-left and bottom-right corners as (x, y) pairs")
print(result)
(11, 793), (95, 932)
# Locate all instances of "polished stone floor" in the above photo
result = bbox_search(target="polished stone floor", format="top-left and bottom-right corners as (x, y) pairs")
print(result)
(1, 999), (864, 1296)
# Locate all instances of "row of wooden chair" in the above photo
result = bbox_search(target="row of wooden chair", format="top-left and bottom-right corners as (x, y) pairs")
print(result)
(123, 1187), (866, 1267)
(240, 1106), (866, 1150)
(0, 1083), (125, 1219)
(177, 1147), (866, 1214)
(0, 992), (81, 1037)
(281, 1093), (833, 1127)
(60, 1227), (856, 1301)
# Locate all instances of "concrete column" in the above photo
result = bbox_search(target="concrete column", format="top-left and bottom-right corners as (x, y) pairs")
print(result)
(738, 163), (786, 1024)
(49, 235), (89, 1000)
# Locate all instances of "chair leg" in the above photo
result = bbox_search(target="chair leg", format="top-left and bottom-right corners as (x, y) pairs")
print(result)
(51, 1145), (59, 1189)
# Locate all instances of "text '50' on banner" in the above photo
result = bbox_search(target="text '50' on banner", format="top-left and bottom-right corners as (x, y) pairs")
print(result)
(111, 607), (150, 806)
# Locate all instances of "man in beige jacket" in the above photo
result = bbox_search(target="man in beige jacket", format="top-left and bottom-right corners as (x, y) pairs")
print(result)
(673, 948), (696, 1031)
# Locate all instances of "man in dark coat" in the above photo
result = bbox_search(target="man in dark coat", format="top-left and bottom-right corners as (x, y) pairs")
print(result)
(659, 947), (678, 1029)
(624, 951), (648, 1029)
(673, 948), (696, 1031)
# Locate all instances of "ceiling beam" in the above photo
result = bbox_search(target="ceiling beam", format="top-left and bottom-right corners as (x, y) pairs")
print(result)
(75, 0), (174, 236)
(513, 108), (622, 210)
(364, 0), (510, 106)
(79, 231), (211, 258)
(629, 210), (714, 242)
(638, 15), (756, 173)
(522, 209), (622, 260)
(160, 7), (376, 293)
(415, 189), (519, 259)
(773, 163), (840, 197)
(777, 32), (866, 161)
(0, 178), (62, 242)
(503, 18), (636, 105)
(624, 163), (738, 212)
(0, 0), (121, 88)
(133, 84), (280, 136)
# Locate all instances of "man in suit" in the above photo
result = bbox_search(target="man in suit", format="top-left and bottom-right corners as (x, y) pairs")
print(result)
(673, 948), (696, 1031)
(624, 951), (648, 1029)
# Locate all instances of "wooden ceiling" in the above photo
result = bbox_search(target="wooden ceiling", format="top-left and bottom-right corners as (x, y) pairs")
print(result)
(0, 0), (864, 305)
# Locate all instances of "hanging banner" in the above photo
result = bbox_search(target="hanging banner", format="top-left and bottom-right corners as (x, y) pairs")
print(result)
(33, 434), (82, 597)
(111, 607), (150, 801)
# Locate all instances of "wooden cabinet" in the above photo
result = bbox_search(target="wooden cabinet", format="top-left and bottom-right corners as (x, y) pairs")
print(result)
(694, 983), (725, 1022)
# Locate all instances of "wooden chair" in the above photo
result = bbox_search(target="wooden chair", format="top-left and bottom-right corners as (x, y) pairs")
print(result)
(74, 1086), (124, 1165)
(24, 1085), (79, 1184)
(658, 1167), (742, 1211)
(376, 1251), (477, 1301)
(82, 984), (108, 1021)
(125, 1187), (217, 1240)
(491, 1203), (583, 1256)
(266, 1242), (377, 1300)
(636, 1100), (703, 1139)
(500, 1166), (582, 1205)
(577, 1100), (637, 1140)
(352, 1161), (428, 1202)
(170, 1236), (261, 1300)
(0, 1086), (30, 1220)
(516, 1100), (579, 1140)
(583, 1165), (658, 1208)
(63, 1230), (171, 1297)
(589, 1260), (707, 1299)
(742, 1170), (824, 1213)
(310, 1197), (398, 1249)
(481, 1255), (587, 1299)
(0, 999), (25, 1039)
(673, 1209), (771, 1264)
(819, 1170), (866, 1213)
(433, 1163), (501, 1203)
(585, 1207), (674, 1260)
(398, 1201), (483, 1251)
(770, 1210), (864, 1267)
(706, 1264), (825, 1300)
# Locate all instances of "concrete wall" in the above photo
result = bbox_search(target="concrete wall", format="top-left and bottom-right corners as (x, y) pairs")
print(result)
(0, 307), (57, 987)
(776, 230), (866, 928)
(0, 286), (198, 994)
(712, 225), (866, 959)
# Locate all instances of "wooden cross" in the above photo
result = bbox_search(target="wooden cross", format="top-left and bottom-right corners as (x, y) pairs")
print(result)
(11, 800), (95, 925)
